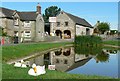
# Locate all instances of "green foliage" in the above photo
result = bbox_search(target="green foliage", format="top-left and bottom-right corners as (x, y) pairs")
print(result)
(75, 46), (103, 55)
(43, 6), (61, 23)
(103, 40), (119, 46)
(97, 22), (110, 34)
(110, 30), (118, 35)
(75, 35), (102, 46)
(74, 46), (111, 63)
(0, 27), (7, 36)
(96, 52), (109, 63)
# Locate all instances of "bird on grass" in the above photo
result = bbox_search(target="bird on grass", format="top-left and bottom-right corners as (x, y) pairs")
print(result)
(14, 60), (27, 68)
(28, 63), (46, 76)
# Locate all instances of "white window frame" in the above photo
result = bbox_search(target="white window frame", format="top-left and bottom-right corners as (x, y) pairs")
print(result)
(24, 31), (31, 37)
(24, 21), (31, 27)
(14, 18), (19, 26)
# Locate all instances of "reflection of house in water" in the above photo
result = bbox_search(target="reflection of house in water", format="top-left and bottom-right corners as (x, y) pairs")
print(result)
(50, 47), (75, 72)
(50, 47), (92, 72)
(27, 47), (92, 72)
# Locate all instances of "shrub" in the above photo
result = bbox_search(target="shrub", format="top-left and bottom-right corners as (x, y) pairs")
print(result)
(75, 35), (102, 46)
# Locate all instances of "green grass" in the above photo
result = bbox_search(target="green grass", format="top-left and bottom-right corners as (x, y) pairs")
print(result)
(103, 40), (120, 46)
(2, 63), (112, 79)
(2, 42), (72, 62)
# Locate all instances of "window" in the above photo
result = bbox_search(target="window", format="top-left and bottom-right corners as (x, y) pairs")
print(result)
(65, 22), (68, 26)
(25, 21), (30, 23)
(57, 22), (60, 27)
(64, 59), (68, 64)
(56, 59), (59, 63)
(24, 21), (31, 27)
(24, 31), (31, 37)
(14, 31), (18, 36)
(25, 31), (30, 33)
(14, 18), (19, 26)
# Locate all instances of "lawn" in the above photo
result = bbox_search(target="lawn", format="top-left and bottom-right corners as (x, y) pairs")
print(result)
(103, 40), (119, 46)
(2, 42), (72, 62)
(2, 63), (111, 79)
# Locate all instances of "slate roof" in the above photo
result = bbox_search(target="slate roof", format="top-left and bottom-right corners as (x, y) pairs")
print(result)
(18, 12), (37, 21)
(0, 7), (14, 18)
(0, 7), (37, 21)
(64, 12), (93, 28)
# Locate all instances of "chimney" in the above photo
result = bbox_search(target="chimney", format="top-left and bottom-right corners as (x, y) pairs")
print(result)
(36, 3), (41, 14)
(97, 21), (100, 23)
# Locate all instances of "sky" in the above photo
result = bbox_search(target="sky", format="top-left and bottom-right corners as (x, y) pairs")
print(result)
(1, 2), (118, 30)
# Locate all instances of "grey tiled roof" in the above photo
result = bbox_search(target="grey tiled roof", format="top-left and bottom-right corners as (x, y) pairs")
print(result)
(0, 7), (14, 18)
(0, 7), (37, 21)
(18, 12), (37, 21)
(65, 12), (93, 28)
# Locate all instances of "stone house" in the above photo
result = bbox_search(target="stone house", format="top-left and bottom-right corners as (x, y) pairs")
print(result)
(0, 3), (44, 43)
(50, 11), (93, 39)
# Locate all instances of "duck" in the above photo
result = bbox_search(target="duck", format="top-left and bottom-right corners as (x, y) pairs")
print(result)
(21, 60), (27, 68)
(14, 62), (21, 67)
(14, 60), (27, 68)
(28, 63), (46, 76)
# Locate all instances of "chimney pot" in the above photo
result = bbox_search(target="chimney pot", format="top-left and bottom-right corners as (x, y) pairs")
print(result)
(37, 3), (41, 14)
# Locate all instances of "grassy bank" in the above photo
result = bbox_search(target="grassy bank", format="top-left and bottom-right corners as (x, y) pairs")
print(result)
(2, 42), (72, 62)
(103, 40), (119, 46)
(2, 63), (111, 79)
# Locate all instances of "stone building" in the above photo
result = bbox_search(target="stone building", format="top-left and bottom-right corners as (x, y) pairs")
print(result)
(0, 3), (44, 43)
(50, 11), (93, 39)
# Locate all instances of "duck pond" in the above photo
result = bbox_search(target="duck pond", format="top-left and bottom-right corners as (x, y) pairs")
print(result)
(23, 46), (119, 78)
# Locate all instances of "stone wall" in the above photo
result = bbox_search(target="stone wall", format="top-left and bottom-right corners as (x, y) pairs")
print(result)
(76, 25), (93, 36)
(44, 36), (60, 42)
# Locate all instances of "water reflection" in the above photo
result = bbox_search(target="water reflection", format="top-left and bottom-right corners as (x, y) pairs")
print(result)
(26, 46), (118, 73)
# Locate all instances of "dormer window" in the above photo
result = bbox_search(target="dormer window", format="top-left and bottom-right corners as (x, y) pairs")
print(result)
(14, 17), (19, 26)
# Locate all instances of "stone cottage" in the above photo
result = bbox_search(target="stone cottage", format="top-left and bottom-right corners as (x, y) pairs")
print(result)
(50, 11), (93, 39)
(0, 3), (44, 43)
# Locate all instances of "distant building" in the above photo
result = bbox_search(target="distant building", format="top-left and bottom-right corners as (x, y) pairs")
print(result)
(50, 11), (93, 40)
(0, 3), (44, 43)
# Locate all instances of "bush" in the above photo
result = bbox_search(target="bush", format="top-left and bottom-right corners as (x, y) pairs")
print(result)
(75, 35), (102, 46)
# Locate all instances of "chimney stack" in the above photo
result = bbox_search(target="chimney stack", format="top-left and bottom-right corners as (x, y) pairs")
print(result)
(97, 21), (100, 23)
(36, 3), (41, 14)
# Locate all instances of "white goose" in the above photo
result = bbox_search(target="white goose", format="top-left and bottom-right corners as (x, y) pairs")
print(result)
(14, 60), (27, 68)
(28, 63), (46, 76)
(14, 62), (21, 67)
(21, 60), (27, 68)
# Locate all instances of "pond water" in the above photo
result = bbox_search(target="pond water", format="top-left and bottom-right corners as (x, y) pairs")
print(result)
(25, 46), (119, 78)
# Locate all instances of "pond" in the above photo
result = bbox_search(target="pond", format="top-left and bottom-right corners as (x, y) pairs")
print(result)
(25, 46), (119, 78)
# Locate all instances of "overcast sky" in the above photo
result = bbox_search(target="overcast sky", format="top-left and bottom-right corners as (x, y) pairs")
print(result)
(1, 2), (118, 30)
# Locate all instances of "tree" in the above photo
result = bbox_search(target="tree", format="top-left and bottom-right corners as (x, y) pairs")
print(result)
(97, 22), (110, 34)
(43, 6), (61, 23)
(0, 27), (7, 36)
